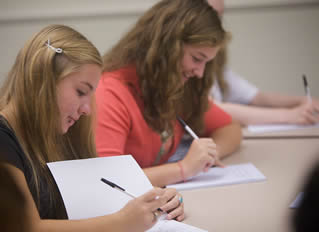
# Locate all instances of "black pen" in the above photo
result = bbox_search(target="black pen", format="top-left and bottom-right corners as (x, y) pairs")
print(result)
(177, 116), (199, 139)
(302, 74), (312, 104)
(100, 178), (164, 212)
(101, 178), (136, 198)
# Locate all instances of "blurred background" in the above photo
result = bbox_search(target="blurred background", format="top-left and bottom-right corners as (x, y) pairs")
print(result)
(0, 0), (318, 96)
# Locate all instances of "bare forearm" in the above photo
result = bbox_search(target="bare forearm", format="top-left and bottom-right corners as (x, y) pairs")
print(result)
(37, 214), (125, 232)
(217, 102), (291, 125)
(144, 163), (183, 187)
(145, 121), (243, 186)
(210, 121), (242, 159)
(251, 92), (304, 108)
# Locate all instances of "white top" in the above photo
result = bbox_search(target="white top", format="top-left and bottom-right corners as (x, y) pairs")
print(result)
(211, 69), (259, 105)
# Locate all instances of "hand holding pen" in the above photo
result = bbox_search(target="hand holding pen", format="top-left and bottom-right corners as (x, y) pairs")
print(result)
(101, 178), (163, 212)
(101, 178), (185, 221)
(177, 116), (224, 179)
(297, 75), (319, 124)
(100, 178), (165, 228)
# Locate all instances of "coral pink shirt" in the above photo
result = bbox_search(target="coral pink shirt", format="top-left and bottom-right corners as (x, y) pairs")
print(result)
(95, 66), (232, 168)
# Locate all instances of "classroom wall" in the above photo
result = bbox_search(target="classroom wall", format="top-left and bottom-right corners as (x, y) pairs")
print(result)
(1, 0), (319, 96)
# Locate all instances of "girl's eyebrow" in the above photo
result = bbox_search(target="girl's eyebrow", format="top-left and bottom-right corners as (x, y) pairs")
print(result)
(81, 81), (93, 91)
(197, 52), (207, 59)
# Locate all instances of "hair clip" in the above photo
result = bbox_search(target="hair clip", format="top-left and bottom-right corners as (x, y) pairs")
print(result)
(46, 39), (63, 54)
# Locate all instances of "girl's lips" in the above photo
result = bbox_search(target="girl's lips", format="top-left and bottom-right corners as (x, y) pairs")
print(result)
(182, 73), (190, 83)
(68, 117), (75, 126)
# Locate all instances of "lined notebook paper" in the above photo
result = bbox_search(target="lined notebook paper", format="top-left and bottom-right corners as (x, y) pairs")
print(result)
(247, 123), (319, 133)
(48, 155), (207, 231)
(167, 163), (266, 191)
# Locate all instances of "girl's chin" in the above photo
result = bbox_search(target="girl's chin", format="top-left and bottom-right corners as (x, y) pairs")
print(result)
(61, 125), (70, 134)
(182, 76), (188, 83)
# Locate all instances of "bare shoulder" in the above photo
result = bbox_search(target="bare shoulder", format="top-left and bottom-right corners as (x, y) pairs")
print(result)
(0, 162), (37, 232)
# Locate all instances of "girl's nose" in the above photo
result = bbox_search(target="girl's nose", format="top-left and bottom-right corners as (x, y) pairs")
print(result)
(193, 63), (205, 78)
(80, 103), (91, 116)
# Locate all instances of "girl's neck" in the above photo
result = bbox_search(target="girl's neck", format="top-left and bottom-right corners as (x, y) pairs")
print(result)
(0, 103), (15, 125)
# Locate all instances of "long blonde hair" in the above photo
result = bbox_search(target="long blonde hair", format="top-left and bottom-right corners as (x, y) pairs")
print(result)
(0, 24), (102, 217)
(103, 0), (229, 134)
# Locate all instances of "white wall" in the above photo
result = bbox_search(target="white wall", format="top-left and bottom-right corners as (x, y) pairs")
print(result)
(1, 0), (319, 97)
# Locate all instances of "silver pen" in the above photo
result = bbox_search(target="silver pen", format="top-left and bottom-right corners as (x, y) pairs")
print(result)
(177, 116), (199, 139)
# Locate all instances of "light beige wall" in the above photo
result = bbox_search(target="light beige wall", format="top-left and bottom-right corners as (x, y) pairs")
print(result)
(1, 0), (319, 97)
(225, 2), (319, 96)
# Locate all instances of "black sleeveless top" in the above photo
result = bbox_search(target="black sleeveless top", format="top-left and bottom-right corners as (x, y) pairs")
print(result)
(0, 116), (67, 219)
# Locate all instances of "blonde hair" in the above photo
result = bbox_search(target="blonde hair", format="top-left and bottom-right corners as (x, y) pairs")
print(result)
(103, 0), (229, 134)
(0, 24), (102, 217)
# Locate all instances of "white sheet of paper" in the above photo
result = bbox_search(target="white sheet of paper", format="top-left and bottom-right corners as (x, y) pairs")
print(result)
(247, 123), (319, 133)
(167, 163), (266, 191)
(47, 155), (152, 219)
(48, 155), (208, 231)
(147, 214), (208, 232)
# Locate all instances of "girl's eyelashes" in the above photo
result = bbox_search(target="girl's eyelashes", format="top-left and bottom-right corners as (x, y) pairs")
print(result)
(77, 89), (86, 97)
(192, 56), (202, 63)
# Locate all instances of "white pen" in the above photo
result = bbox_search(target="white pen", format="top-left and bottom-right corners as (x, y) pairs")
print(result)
(177, 116), (199, 139)
(302, 74), (312, 104)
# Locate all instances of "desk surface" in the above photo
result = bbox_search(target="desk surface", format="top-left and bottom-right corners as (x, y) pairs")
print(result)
(243, 126), (319, 139)
(182, 138), (319, 232)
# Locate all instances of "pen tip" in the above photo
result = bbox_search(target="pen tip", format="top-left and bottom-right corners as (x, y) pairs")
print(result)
(176, 116), (186, 126)
(302, 74), (308, 86)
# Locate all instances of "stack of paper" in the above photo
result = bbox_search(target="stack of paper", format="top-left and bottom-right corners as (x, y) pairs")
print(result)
(167, 163), (266, 191)
(247, 123), (319, 133)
